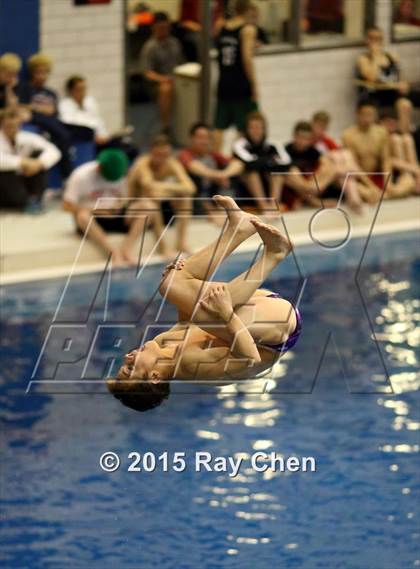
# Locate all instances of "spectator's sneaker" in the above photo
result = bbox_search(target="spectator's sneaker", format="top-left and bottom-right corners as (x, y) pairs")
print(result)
(25, 199), (44, 215)
(44, 188), (63, 203)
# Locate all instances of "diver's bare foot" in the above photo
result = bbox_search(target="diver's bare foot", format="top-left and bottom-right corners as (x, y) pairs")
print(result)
(213, 195), (256, 237)
(250, 218), (292, 257)
(161, 257), (186, 281)
(346, 197), (364, 215)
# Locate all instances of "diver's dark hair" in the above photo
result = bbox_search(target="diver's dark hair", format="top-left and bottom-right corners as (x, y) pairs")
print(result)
(112, 381), (170, 412)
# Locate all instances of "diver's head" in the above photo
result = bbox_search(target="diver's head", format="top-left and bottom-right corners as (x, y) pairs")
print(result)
(107, 343), (170, 412)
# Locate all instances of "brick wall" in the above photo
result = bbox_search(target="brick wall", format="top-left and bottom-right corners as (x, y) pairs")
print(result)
(40, 0), (124, 132)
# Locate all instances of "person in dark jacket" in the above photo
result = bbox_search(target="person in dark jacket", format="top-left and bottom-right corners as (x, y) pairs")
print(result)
(233, 111), (291, 213)
(18, 53), (73, 178)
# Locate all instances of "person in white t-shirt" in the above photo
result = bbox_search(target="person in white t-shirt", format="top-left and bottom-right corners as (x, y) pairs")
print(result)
(59, 75), (137, 158)
(59, 75), (109, 144)
(63, 149), (165, 266)
(0, 108), (61, 209)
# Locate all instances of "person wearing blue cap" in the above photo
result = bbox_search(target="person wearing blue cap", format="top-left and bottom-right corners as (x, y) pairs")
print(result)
(63, 149), (165, 266)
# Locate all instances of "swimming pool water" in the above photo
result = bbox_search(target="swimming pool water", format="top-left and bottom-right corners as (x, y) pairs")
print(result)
(0, 231), (419, 569)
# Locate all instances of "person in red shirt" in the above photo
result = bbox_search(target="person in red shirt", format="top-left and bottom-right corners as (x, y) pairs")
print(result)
(312, 110), (364, 213)
(394, 0), (420, 27)
(178, 122), (244, 224)
(311, 110), (340, 154)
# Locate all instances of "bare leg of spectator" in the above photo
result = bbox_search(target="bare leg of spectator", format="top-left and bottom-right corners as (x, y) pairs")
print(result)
(158, 80), (174, 132)
(337, 175), (363, 214)
(284, 168), (322, 202)
(390, 133), (420, 193)
(268, 174), (285, 209)
(202, 201), (226, 227)
(120, 218), (148, 266)
(396, 97), (413, 134)
(390, 133), (405, 161)
(285, 163), (338, 203)
(75, 208), (126, 267)
(151, 207), (176, 258)
(242, 171), (272, 214)
(170, 196), (193, 253)
(121, 199), (173, 263)
(213, 129), (224, 153)
(385, 172), (416, 199)
(357, 182), (381, 204)
(403, 134), (419, 167)
(315, 159), (339, 190)
(403, 134), (420, 193)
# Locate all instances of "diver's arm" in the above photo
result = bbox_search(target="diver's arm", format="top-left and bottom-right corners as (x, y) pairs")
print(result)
(199, 286), (261, 364)
(182, 343), (259, 381)
(224, 313), (261, 363)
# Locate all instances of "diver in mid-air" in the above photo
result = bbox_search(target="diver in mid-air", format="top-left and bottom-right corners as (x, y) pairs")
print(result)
(108, 196), (301, 411)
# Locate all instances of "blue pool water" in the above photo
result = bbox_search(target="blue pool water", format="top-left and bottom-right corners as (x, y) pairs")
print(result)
(1, 230), (419, 569)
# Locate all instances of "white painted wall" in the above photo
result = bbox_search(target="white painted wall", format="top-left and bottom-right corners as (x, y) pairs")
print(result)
(257, 40), (420, 145)
(40, 0), (124, 132)
(251, 0), (419, 144)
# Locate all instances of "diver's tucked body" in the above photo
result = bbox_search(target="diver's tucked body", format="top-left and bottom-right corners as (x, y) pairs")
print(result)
(108, 195), (302, 411)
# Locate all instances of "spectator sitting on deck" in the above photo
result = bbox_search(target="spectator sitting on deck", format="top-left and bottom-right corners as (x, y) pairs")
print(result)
(342, 101), (416, 202)
(355, 26), (419, 134)
(178, 122), (244, 225)
(283, 121), (363, 212)
(18, 53), (73, 179)
(282, 121), (339, 209)
(0, 53), (21, 110)
(129, 134), (195, 254)
(59, 75), (109, 144)
(139, 11), (184, 134)
(0, 108), (61, 210)
(63, 149), (163, 267)
(233, 111), (291, 215)
(59, 75), (137, 159)
(311, 110), (364, 213)
(380, 108), (419, 194)
(311, 110), (340, 154)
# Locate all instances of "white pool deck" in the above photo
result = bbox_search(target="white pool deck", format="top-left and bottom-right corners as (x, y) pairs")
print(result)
(1, 197), (419, 285)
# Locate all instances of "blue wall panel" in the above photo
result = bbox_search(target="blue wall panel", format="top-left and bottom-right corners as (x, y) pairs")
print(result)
(0, 0), (40, 63)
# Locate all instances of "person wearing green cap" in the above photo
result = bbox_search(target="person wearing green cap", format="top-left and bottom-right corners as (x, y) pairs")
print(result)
(63, 149), (166, 266)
